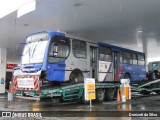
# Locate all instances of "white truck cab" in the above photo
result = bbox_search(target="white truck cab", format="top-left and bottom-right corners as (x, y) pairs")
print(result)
(148, 61), (160, 79)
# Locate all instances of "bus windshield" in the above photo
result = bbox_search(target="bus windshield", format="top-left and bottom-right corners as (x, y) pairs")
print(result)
(22, 40), (48, 64)
(21, 33), (49, 64)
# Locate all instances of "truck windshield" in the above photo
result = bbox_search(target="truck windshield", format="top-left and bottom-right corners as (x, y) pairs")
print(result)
(48, 37), (70, 63)
(21, 33), (49, 64)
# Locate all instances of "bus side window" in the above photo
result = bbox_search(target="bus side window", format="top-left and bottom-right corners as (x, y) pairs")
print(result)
(72, 39), (87, 58)
(99, 46), (112, 62)
(49, 43), (55, 57)
(132, 53), (137, 65)
(123, 51), (132, 64)
(48, 38), (70, 63)
(138, 54), (145, 66)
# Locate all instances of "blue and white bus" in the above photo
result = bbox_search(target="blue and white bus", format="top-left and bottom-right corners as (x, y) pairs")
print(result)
(98, 42), (146, 82)
(13, 31), (146, 91)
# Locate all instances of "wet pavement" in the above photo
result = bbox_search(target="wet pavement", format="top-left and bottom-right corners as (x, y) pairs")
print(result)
(0, 93), (160, 120)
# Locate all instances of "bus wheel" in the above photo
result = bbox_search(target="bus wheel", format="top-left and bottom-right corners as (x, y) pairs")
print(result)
(124, 73), (131, 82)
(96, 89), (105, 103)
(105, 88), (116, 101)
(69, 70), (83, 83)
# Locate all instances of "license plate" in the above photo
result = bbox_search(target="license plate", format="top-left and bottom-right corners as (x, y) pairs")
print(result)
(17, 78), (34, 88)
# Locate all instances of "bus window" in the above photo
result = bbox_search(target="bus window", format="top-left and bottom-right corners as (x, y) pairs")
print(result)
(72, 39), (86, 58)
(48, 37), (70, 63)
(123, 51), (132, 64)
(137, 54), (145, 66)
(132, 53), (137, 65)
(138, 54), (145, 60)
(99, 46), (112, 62)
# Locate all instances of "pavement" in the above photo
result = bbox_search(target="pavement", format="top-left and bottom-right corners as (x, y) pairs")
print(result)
(0, 93), (160, 120)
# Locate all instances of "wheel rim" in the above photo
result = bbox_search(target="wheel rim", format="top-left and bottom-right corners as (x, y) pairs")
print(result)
(74, 77), (78, 83)
(98, 90), (105, 100)
(70, 72), (83, 83)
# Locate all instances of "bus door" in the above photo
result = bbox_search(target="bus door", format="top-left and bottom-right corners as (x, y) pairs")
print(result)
(90, 46), (98, 80)
(112, 50), (120, 81)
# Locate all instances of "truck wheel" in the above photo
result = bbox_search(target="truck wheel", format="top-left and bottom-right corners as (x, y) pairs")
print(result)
(59, 95), (64, 103)
(153, 82), (160, 94)
(140, 91), (151, 95)
(78, 91), (89, 104)
(155, 91), (160, 95)
(70, 70), (83, 83)
(96, 89), (105, 103)
(150, 72), (156, 80)
(105, 88), (116, 101)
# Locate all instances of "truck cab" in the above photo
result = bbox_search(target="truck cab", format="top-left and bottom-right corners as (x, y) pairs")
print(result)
(148, 61), (160, 79)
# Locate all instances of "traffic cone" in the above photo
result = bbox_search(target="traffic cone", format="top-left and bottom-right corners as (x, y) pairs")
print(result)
(117, 88), (121, 101)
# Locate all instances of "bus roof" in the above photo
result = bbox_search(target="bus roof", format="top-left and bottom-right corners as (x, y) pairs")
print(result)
(25, 30), (144, 55)
(98, 42), (145, 55)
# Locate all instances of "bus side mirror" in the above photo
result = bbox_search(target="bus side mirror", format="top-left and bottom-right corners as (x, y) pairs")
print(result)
(17, 42), (26, 56)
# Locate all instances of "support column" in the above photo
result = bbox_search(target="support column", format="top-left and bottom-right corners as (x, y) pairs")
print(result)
(0, 48), (7, 94)
(142, 32), (148, 71)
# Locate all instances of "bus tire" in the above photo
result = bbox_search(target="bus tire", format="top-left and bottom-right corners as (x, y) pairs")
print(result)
(96, 89), (105, 103)
(69, 69), (83, 83)
(105, 88), (115, 101)
(124, 73), (131, 82)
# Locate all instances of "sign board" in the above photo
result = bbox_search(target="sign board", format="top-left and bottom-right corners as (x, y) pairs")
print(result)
(99, 61), (112, 72)
(0, 78), (4, 84)
(120, 79), (130, 86)
(6, 63), (18, 71)
(84, 78), (96, 100)
(17, 78), (34, 88)
(0, 77), (5, 93)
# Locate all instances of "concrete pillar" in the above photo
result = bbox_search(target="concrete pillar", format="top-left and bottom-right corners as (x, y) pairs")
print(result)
(142, 32), (148, 71)
(0, 48), (7, 94)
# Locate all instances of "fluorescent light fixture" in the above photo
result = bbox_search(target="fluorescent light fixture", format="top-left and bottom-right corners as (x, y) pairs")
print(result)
(17, 0), (36, 18)
(136, 26), (143, 33)
(0, 0), (34, 19)
(137, 30), (143, 33)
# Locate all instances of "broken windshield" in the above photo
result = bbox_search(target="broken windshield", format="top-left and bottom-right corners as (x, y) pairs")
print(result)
(21, 40), (48, 64)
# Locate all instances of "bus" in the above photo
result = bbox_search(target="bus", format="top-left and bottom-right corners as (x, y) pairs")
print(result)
(13, 31), (146, 91)
(98, 42), (146, 83)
